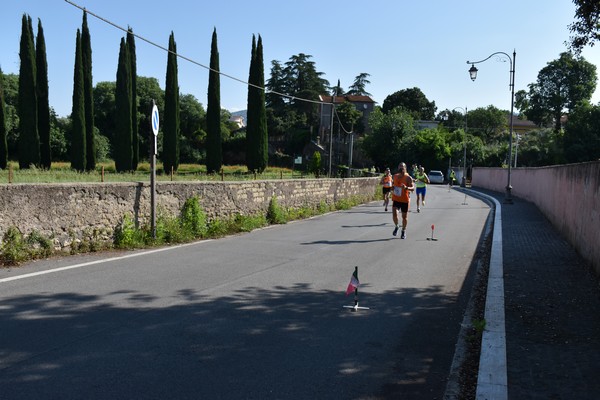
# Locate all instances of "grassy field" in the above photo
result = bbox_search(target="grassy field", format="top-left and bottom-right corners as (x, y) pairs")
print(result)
(0, 161), (314, 184)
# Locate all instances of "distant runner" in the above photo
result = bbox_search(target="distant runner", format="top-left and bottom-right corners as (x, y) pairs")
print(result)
(414, 166), (429, 213)
(380, 168), (393, 212)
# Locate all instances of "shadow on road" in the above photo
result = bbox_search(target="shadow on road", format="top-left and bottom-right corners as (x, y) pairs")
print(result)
(0, 278), (471, 399)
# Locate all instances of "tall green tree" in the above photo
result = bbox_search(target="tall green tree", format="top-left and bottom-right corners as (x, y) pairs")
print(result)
(245, 35), (258, 170)
(510, 128), (563, 167)
(114, 37), (133, 172)
(0, 68), (7, 169)
(564, 101), (600, 162)
(93, 81), (116, 145)
(408, 127), (451, 171)
(1, 73), (20, 158)
(438, 108), (466, 136)
(265, 60), (287, 113)
(179, 93), (206, 163)
(70, 29), (86, 171)
(519, 52), (597, 132)
(36, 18), (51, 169)
(283, 53), (329, 98)
(92, 77), (166, 160)
(206, 28), (222, 173)
(253, 35), (268, 172)
(282, 53), (329, 130)
(332, 79), (344, 96)
(362, 107), (418, 169)
(335, 101), (362, 133)
(82, 11), (95, 171)
(346, 73), (372, 96)
(135, 76), (163, 158)
(18, 14), (40, 169)
(463, 105), (506, 141)
(381, 87), (437, 120)
(568, 0), (600, 53)
(162, 32), (180, 174)
(246, 35), (268, 172)
(127, 27), (139, 169)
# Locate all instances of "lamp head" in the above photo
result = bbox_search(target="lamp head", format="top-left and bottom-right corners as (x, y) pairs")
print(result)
(469, 65), (478, 81)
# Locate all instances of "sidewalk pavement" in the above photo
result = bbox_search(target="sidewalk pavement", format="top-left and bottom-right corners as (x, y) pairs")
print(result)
(474, 188), (600, 400)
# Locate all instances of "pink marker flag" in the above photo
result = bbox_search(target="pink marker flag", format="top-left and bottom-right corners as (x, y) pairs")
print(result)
(345, 268), (360, 295)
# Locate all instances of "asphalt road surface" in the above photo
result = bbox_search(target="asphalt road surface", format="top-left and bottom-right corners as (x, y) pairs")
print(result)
(0, 185), (490, 399)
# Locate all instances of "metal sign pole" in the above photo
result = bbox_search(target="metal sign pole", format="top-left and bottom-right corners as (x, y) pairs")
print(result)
(151, 100), (159, 239)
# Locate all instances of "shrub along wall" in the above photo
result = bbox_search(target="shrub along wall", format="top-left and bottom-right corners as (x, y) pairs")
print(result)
(0, 178), (379, 252)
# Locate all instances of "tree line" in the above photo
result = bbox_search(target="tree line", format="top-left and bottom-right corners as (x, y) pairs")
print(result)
(1, 4), (599, 174)
(0, 10), (373, 174)
(0, 11), (270, 174)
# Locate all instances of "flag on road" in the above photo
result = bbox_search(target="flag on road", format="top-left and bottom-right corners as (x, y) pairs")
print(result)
(345, 267), (359, 295)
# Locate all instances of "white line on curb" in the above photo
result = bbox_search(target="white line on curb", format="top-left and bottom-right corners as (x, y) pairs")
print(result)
(474, 193), (508, 400)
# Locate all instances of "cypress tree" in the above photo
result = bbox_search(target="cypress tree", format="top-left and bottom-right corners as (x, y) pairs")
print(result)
(206, 27), (222, 173)
(127, 27), (139, 170)
(70, 29), (86, 171)
(162, 32), (179, 174)
(0, 69), (7, 170)
(36, 18), (51, 169)
(254, 35), (268, 172)
(246, 35), (268, 172)
(82, 11), (95, 171)
(18, 14), (40, 169)
(245, 35), (257, 171)
(115, 37), (133, 172)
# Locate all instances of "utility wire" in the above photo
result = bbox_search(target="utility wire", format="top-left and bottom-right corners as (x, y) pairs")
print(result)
(333, 107), (354, 134)
(64, 0), (327, 106)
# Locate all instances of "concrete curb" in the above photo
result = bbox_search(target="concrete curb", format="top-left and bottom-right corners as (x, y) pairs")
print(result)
(443, 191), (494, 400)
(471, 191), (507, 400)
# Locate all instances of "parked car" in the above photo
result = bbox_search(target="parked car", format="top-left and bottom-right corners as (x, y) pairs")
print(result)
(428, 170), (444, 184)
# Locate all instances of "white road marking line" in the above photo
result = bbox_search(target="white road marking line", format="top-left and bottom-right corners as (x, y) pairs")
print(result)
(0, 240), (212, 284)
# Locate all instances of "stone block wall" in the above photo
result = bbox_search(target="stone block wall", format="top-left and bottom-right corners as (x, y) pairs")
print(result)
(0, 177), (379, 251)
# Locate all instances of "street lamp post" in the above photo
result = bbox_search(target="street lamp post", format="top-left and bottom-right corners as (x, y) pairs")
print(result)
(328, 96), (335, 178)
(467, 50), (516, 203)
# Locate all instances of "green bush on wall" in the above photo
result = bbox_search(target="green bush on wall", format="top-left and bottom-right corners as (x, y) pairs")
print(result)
(266, 196), (286, 225)
(180, 196), (207, 238)
(0, 227), (28, 265)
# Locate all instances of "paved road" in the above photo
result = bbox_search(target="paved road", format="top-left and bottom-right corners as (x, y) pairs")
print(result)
(0, 185), (490, 399)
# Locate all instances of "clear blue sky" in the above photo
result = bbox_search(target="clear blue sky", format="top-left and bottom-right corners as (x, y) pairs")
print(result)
(1, 0), (599, 118)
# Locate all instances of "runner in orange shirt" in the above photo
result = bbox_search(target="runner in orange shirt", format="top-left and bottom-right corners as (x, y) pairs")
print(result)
(380, 168), (393, 211)
(391, 162), (414, 239)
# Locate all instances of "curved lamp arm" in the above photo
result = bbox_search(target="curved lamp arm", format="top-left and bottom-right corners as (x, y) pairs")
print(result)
(466, 51), (515, 90)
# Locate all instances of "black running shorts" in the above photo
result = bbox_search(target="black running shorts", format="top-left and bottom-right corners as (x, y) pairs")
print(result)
(393, 201), (409, 213)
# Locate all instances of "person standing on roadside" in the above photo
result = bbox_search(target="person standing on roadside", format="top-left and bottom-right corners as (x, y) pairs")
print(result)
(380, 168), (393, 211)
(414, 166), (429, 213)
(391, 162), (414, 239)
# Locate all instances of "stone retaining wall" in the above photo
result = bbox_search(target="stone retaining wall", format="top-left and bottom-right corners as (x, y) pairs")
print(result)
(0, 177), (379, 251)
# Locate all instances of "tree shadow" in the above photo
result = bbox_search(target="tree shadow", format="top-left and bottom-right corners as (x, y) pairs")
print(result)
(341, 223), (388, 228)
(0, 279), (471, 400)
(302, 238), (396, 245)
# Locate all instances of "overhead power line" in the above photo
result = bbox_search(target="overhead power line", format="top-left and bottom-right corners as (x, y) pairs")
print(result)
(64, 0), (326, 106)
